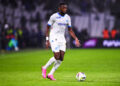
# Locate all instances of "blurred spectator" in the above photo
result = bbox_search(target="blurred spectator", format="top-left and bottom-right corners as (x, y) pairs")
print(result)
(103, 28), (109, 39)
(17, 28), (23, 48)
(6, 38), (19, 51)
(111, 28), (117, 39)
(115, 29), (120, 39)
(22, 27), (29, 48)
(20, 16), (27, 28)
(5, 26), (19, 51)
(1, 20), (9, 50)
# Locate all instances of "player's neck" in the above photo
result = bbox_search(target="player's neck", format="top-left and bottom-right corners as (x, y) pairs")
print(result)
(59, 12), (65, 16)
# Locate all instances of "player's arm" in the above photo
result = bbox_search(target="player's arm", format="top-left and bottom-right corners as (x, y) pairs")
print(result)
(46, 14), (55, 49)
(45, 25), (50, 49)
(68, 27), (80, 47)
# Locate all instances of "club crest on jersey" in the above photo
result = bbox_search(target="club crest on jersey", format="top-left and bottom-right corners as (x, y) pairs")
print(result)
(66, 20), (68, 23)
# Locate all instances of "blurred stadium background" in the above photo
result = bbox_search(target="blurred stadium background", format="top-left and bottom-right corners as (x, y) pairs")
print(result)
(0, 0), (120, 51)
(0, 0), (120, 86)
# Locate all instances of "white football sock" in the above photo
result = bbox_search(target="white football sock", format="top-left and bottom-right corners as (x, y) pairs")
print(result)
(48, 60), (62, 75)
(43, 57), (56, 69)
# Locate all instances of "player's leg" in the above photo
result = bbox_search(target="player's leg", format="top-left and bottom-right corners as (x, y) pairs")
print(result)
(47, 52), (61, 80)
(42, 43), (59, 78)
(42, 42), (59, 78)
(47, 43), (66, 80)
(42, 52), (60, 70)
(42, 56), (56, 69)
(42, 56), (56, 78)
(54, 52), (60, 60)
(59, 43), (66, 61)
(59, 50), (65, 61)
(48, 51), (65, 76)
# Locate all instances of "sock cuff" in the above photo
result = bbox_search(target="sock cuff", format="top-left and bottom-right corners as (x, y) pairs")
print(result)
(57, 60), (62, 64)
(51, 57), (56, 61)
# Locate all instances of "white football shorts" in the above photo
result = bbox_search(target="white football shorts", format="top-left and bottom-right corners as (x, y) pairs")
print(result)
(50, 39), (66, 52)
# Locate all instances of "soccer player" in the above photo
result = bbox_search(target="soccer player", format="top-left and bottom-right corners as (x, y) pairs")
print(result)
(42, 2), (80, 80)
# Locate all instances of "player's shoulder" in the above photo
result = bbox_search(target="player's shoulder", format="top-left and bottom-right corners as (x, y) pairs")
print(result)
(65, 14), (70, 17)
(65, 14), (71, 18)
(50, 12), (58, 17)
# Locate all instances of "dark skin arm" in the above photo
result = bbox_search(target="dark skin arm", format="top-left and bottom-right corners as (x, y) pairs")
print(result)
(46, 25), (50, 48)
(68, 27), (80, 47)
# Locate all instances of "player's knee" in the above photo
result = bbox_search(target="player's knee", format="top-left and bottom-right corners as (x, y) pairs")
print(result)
(54, 53), (60, 60)
(59, 52), (65, 61)
(59, 54), (64, 61)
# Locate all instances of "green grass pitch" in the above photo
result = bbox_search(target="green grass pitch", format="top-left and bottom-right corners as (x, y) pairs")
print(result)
(0, 49), (120, 86)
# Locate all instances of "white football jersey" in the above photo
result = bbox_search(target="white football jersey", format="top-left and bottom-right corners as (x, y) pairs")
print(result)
(48, 12), (71, 43)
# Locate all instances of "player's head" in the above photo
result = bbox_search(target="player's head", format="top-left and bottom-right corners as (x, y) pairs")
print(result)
(58, 3), (68, 14)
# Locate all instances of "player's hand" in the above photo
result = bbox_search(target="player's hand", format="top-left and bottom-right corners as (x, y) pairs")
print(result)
(46, 40), (50, 49)
(75, 38), (81, 47)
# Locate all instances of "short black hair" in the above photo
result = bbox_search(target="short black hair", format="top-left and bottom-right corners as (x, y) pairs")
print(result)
(59, 2), (67, 7)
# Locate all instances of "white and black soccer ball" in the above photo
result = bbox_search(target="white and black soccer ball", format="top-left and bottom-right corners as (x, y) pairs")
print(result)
(76, 72), (86, 81)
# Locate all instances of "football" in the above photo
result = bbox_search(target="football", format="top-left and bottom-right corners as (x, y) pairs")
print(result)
(76, 72), (86, 81)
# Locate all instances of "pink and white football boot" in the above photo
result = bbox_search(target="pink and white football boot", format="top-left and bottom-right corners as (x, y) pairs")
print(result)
(47, 75), (56, 81)
(41, 67), (46, 78)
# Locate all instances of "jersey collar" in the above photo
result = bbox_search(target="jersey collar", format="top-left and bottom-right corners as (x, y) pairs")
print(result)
(57, 12), (65, 17)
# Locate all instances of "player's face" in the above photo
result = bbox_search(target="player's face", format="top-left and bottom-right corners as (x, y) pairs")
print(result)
(59, 5), (67, 13)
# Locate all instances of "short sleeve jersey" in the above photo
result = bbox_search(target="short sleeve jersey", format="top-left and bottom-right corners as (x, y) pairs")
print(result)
(48, 12), (71, 43)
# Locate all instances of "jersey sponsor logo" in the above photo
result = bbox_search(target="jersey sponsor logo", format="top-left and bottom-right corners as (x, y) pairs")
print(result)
(58, 23), (67, 26)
